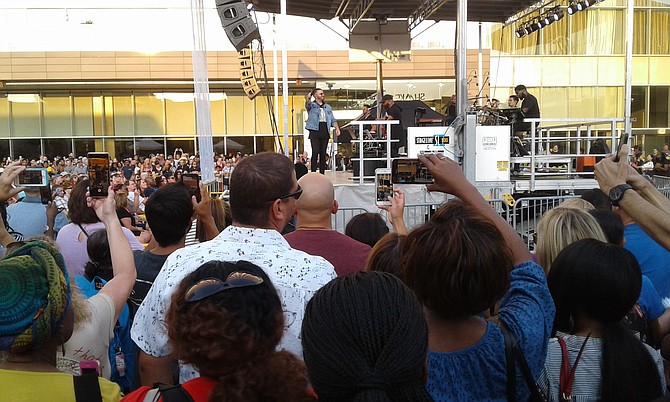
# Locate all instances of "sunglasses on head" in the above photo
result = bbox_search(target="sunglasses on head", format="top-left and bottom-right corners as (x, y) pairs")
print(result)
(184, 271), (264, 302)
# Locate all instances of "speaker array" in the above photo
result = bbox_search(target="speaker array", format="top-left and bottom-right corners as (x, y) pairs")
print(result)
(215, 0), (260, 52)
(238, 47), (261, 100)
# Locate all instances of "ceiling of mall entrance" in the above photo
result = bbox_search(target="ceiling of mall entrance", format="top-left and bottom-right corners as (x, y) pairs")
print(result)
(250, 0), (539, 24)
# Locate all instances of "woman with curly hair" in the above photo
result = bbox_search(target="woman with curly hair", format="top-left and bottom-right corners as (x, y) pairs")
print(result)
(122, 260), (313, 402)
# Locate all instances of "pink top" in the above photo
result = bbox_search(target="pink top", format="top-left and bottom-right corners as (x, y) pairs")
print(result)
(56, 222), (144, 277)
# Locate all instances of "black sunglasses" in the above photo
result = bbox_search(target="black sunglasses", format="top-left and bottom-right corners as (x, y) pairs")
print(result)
(185, 272), (264, 302)
(277, 184), (302, 201)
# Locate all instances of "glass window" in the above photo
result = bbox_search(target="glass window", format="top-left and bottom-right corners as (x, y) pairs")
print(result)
(136, 137), (165, 155)
(43, 95), (72, 137)
(255, 136), (276, 153)
(43, 139), (71, 159)
(226, 97), (245, 134)
(541, 17), (568, 55)
(632, 86), (647, 128)
(74, 139), (96, 158)
(0, 139), (9, 160)
(74, 96), (95, 136)
(568, 87), (596, 118)
(166, 138), (193, 158)
(12, 139), (41, 160)
(165, 96), (195, 135)
(633, 10), (648, 54)
(226, 136), (255, 156)
(114, 139), (135, 160)
(10, 98), (41, 137)
(538, 87), (568, 119)
(650, 10), (670, 55)
(112, 95), (134, 136)
(211, 98), (226, 134)
(649, 86), (669, 128)
(595, 87), (623, 118)
(135, 94), (164, 135)
(0, 97), (9, 137)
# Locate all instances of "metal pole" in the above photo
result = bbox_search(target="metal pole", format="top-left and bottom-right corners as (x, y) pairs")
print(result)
(376, 59), (384, 118)
(281, 0), (289, 155)
(624, 0), (633, 142)
(272, 15), (280, 151)
(456, 0), (468, 116)
(478, 22), (483, 107)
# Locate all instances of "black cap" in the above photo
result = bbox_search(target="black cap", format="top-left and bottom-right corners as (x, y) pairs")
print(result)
(382, 94), (393, 101)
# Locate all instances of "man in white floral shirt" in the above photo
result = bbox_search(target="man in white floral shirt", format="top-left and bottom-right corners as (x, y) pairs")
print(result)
(131, 152), (336, 386)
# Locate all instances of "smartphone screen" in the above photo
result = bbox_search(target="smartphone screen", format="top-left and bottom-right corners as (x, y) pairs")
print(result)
(375, 168), (393, 206)
(88, 152), (110, 198)
(16, 168), (47, 187)
(391, 158), (434, 184)
(39, 183), (52, 205)
(182, 173), (201, 202)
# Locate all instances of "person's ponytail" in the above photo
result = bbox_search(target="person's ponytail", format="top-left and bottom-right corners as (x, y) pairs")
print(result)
(601, 323), (662, 402)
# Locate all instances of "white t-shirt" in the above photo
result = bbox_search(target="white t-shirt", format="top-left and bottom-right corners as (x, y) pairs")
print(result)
(131, 226), (336, 382)
(58, 293), (116, 379)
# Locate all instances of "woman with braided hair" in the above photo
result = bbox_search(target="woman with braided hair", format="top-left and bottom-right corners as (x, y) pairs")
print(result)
(0, 241), (122, 401)
(122, 260), (313, 402)
(301, 271), (433, 402)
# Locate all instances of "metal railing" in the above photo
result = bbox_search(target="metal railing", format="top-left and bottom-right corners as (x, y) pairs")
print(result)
(652, 175), (670, 198)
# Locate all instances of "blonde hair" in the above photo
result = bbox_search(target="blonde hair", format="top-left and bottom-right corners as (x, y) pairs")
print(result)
(559, 198), (595, 210)
(114, 191), (129, 209)
(536, 206), (607, 274)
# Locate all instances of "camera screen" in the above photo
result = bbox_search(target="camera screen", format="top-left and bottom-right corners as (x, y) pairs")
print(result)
(18, 169), (45, 186)
(392, 159), (434, 184)
(89, 157), (110, 197)
(376, 172), (393, 202)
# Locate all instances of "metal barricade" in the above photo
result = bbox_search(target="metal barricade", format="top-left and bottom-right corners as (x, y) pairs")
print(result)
(506, 195), (580, 250)
(332, 207), (370, 234)
(652, 175), (670, 198)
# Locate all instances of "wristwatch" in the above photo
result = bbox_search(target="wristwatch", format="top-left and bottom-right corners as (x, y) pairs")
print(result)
(608, 183), (632, 206)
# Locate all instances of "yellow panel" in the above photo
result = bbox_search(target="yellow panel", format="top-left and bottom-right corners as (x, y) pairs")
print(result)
(595, 87), (622, 118)
(43, 96), (72, 137)
(166, 98), (195, 135)
(226, 96), (244, 134)
(254, 97), (272, 134)
(632, 57), (649, 84)
(112, 96), (133, 136)
(568, 58), (598, 86)
(597, 56), (624, 86)
(649, 57), (670, 85)
(74, 96), (95, 136)
(10, 100), (41, 137)
(0, 98), (7, 136)
(539, 87), (568, 119)
(211, 99), (225, 134)
(568, 87), (596, 118)
(135, 94), (164, 135)
(512, 58), (542, 87)
(541, 57), (570, 87)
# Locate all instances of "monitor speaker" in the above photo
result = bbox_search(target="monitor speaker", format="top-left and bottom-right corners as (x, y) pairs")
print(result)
(215, 0), (260, 52)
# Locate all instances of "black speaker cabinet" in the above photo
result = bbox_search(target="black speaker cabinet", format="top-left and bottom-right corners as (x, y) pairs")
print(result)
(216, 0), (260, 51)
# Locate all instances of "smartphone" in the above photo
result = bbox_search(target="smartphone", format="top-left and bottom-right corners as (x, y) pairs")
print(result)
(375, 168), (393, 206)
(391, 158), (435, 184)
(14, 168), (48, 187)
(613, 133), (630, 163)
(88, 152), (110, 198)
(39, 183), (52, 205)
(182, 173), (201, 202)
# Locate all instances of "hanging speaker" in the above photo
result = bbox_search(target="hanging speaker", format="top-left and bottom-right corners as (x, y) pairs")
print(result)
(237, 47), (261, 100)
(215, 0), (260, 52)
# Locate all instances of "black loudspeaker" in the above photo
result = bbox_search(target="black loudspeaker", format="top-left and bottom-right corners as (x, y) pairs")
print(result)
(216, 0), (260, 52)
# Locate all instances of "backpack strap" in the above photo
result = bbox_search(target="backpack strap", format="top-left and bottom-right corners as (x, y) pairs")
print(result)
(499, 321), (547, 402)
(73, 372), (103, 402)
(558, 334), (591, 402)
(143, 383), (194, 402)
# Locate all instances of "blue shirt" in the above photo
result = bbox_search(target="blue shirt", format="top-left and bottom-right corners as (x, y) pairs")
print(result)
(6, 196), (68, 239)
(425, 261), (555, 401)
(639, 275), (665, 321)
(624, 223), (670, 300)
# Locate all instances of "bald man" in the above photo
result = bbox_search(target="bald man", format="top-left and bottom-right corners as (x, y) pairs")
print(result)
(284, 172), (371, 276)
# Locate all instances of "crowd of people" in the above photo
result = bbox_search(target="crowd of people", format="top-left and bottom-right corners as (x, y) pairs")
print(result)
(1, 142), (670, 401)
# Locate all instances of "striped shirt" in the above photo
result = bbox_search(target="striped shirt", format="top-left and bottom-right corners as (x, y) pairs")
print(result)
(537, 332), (666, 401)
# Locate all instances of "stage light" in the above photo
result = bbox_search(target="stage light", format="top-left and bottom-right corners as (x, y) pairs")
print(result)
(567, 2), (579, 14)
(515, 27), (525, 38)
(550, 8), (565, 22)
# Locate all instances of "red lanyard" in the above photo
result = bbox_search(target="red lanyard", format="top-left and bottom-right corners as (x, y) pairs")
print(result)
(557, 333), (591, 402)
